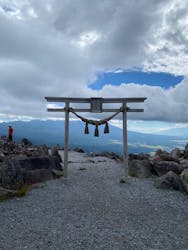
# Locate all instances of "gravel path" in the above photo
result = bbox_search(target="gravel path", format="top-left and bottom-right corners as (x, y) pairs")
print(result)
(0, 152), (188, 250)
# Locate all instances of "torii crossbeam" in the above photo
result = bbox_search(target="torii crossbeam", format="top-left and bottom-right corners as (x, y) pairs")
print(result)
(45, 97), (147, 178)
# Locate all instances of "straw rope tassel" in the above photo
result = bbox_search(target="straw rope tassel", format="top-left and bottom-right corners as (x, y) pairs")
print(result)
(94, 125), (99, 137)
(84, 122), (89, 134)
(104, 122), (109, 134)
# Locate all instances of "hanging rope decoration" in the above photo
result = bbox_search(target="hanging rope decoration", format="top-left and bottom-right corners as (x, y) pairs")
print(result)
(65, 107), (129, 137)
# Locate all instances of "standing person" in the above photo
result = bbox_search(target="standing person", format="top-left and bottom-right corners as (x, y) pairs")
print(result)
(8, 126), (13, 141)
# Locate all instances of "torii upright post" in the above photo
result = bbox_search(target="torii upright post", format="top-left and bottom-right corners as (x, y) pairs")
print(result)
(64, 101), (69, 178)
(122, 102), (128, 177)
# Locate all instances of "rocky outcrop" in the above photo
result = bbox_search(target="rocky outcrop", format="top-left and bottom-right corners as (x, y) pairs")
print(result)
(128, 159), (153, 178)
(23, 169), (54, 185)
(51, 145), (62, 162)
(93, 151), (123, 162)
(179, 159), (188, 172)
(0, 138), (63, 193)
(153, 161), (181, 176)
(129, 153), (150, 161)
(74, 147), (85, 153)
(128, 143), (188, 194)
(152, 152), (179, 163)
(184, 143), (188, 158)
(0, 152), (5, 162)
(155, 171), (184, 191)
(1, 156), (62, 189)
(1, 158), (24, 189)
(21, 138), (32, 146)
(180, 169), (188, 193)
(170, 148), (181, 160)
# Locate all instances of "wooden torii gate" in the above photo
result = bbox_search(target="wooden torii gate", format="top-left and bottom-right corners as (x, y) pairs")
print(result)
(45, 97), (146, 178)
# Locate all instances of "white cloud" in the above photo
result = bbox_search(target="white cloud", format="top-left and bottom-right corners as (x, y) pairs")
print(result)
(97, 77), (188, 122)
(0, 0), (188, 122)
(74, 31), (101, 48)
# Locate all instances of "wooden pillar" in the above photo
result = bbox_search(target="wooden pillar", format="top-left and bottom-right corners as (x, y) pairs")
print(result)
(64, 102), (69, 177)
(122, 102), (128, 177)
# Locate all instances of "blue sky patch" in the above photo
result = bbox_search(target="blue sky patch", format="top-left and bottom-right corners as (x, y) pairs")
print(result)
(89, 71), (184, 90)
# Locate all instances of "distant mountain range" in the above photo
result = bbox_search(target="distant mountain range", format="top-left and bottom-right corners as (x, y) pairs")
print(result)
(0, 120), (188, 155)
(156, 127), (188, 137)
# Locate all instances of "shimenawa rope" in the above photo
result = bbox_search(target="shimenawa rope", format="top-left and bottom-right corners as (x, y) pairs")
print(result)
(65, 107), (128, 137)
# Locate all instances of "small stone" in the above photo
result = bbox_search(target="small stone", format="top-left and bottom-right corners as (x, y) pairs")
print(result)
(120, 176), (126, 183)
(51, 169), (64, 178)
(79, 167), (86, 170)
(74, 148), (85, 153)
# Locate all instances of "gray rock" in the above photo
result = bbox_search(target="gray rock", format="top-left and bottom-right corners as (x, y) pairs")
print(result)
(128, 159), (153, 178)
(153, 153), (179, 163)
(180, 169), (188, 193)
(98, 151), (123, 161)
(0, 151), (5, 162)
(21, 138), (32, 146)
(129, 153), (150, 161)
(51, 146), (62, 162)
(1, 156), (62, 189)
(155, 171), (184, 191)
(179, 159), (188, 172)
(1, 159), (24, 189)
(155, 149), (171, 157)
(74, 147), (85, 153)
(153, 161), (181, 176)
(51, 169), (64, 178)
(184, 143), (188, 158)
(23, 169), (53, 185)
(155, 148), (163, 156)
(37, 144), (49, 156)
(9, 156), (62, 171)
(170, 148), (181, 160)
(0, 187), (16, 201)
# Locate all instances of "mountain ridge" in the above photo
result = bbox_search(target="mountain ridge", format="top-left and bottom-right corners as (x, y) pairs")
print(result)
(0, 120), (187, 155)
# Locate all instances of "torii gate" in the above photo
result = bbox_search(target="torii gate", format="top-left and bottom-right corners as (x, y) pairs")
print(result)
(45, 97), (146, 178)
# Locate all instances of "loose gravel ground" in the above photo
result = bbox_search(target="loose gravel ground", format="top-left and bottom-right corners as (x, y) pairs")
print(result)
(0, 153), (188, 250)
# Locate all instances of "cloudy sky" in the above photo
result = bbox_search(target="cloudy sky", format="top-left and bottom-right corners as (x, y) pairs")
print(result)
(0, 0), (188, 133)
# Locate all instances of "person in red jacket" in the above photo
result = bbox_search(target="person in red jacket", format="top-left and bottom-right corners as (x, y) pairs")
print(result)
(8, 126), (13, 141)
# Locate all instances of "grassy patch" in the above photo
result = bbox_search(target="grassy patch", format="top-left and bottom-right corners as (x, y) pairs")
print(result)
(15, 185), (31, 197)
(0, 185), (31, 202)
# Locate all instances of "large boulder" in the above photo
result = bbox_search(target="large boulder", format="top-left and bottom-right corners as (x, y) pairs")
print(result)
(180, 169), (188, 193)
(153, 153), (179, 163)
(23, 169), (53, 185)
(74, 147), (85, 153)
(153, 161), (181, 176)
(155, 171), (184, 191)
(21, 138), (32, 146)
(129, 153), (150, 161)
(128, 159), (153, 178)
(9, 156), (62, 171)
(0, 151), (5, 162)
(23, 145), (49, 157)
(1, 158), (24, 189)
(170, 148), (181, 161)
(39, 144), (49, 156)
(1, 156), (62, 189)
(184, 143), (188, 158)
(179, 159), (188, 172)
(51, 146), (62, 162)
(153, 149), (179, 163)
